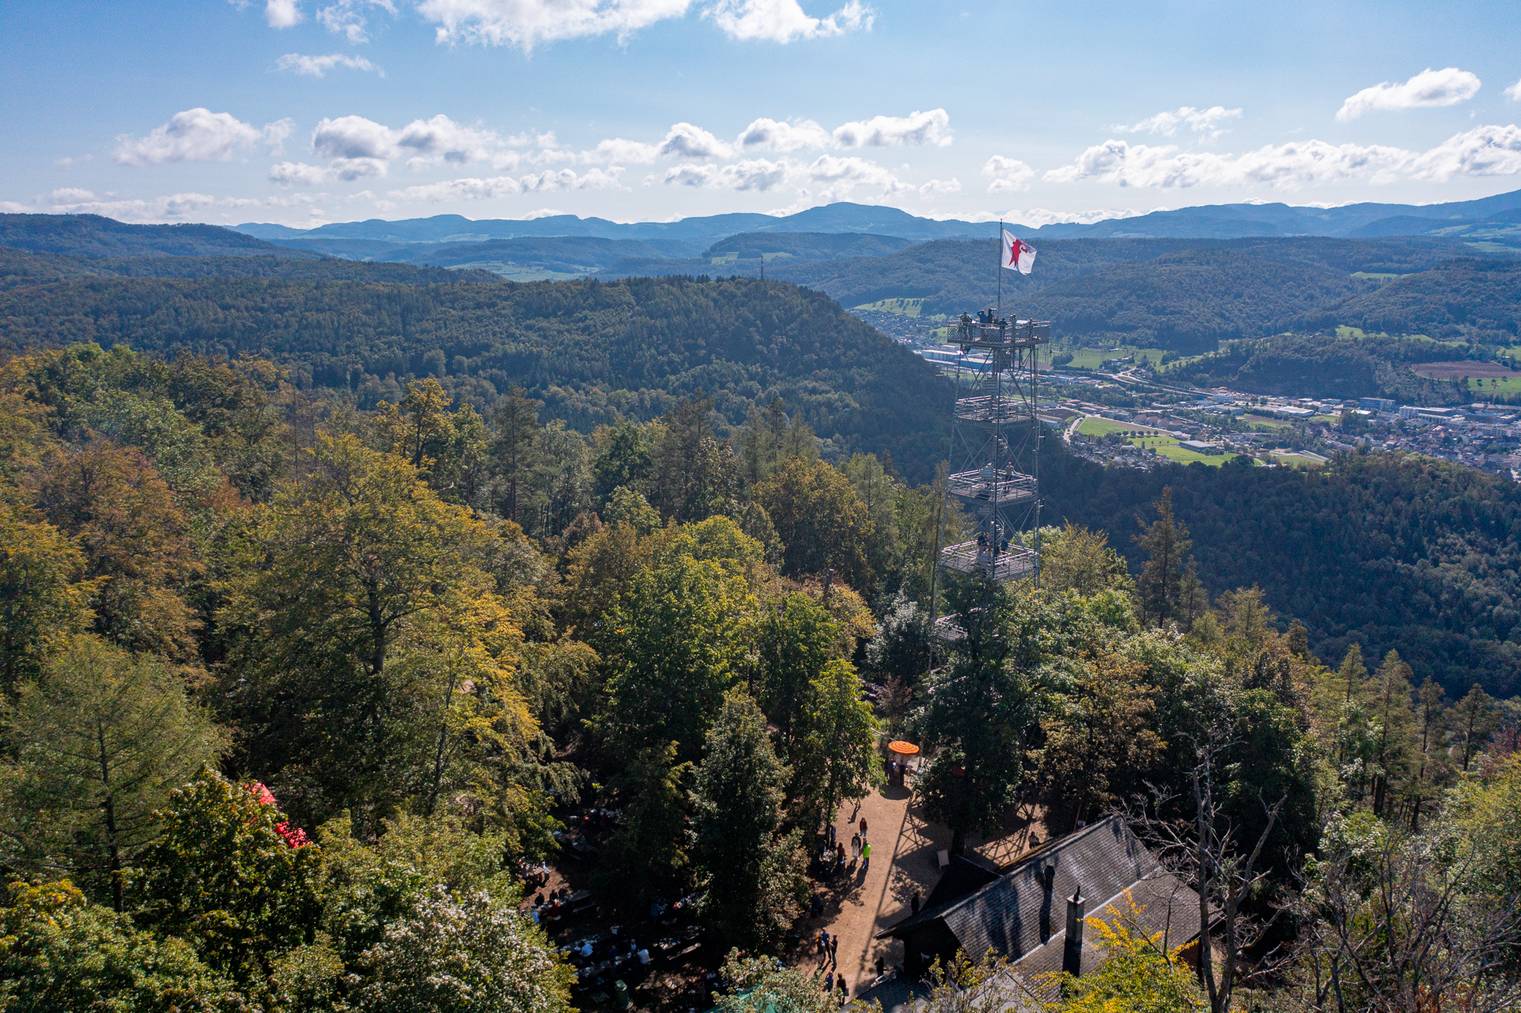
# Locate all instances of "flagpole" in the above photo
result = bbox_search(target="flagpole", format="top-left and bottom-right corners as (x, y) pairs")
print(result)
(997, 219), (1003, 319)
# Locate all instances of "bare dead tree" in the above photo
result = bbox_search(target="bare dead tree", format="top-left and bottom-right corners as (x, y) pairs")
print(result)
(1280, 822), (1521, 1013)
(1127, 735), (1286, 1013)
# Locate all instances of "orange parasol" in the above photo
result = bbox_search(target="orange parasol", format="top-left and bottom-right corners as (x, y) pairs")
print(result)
(887, 740), (920, 757)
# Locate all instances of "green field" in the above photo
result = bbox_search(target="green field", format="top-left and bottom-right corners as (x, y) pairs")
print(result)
(1269, 450), (1327, 469)
(1350, 271), (1405, 281)
(1057, 344), (1169, 370)
(1469, 375), (1521, 395)
(1240, 413), (1292, 431)
(1128, 433), (1236, 466)
(853, 297), (925, 316)
(1076, 416), (1147, 437)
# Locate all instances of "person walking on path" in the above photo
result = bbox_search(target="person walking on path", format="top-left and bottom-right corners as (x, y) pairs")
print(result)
(837, 976), (848, 1003)
(829, 934), (839, 966)
(826, 823), (837, 849)
(861, 840), (873, 873)
(859, 816), (868, 839)
(817, 928), (829, 957)
(850, 832), (861, 859)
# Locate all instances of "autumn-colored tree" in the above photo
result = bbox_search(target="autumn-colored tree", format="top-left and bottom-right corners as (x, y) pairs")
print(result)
(34, 440), (200, 660)
(1039, 522), (1134, 598)
(218, 432), (540, 832)
(0, 501), (94, 693)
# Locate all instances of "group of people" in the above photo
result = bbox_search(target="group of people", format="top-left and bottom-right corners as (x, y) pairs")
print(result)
(816, 928), (850, 1003)
(819, 817), (873, 879)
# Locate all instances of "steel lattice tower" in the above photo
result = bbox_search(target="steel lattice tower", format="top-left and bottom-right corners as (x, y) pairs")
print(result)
(931, 308), (1050, 642)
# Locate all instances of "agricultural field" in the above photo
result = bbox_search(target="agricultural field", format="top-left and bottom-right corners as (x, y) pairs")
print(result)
(1056, 344), (1169, 370)
(1411, 359), (1521, 395)
(852, 297), (925, 316)
(1076, 416), (1148, 438)
(1268, 449), (1329, 469)
(1240, 413), (1293, 431)
(1127, 433), (1237, 466)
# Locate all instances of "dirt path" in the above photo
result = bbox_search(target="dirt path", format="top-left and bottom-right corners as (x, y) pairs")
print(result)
(810, 784), (951, 999)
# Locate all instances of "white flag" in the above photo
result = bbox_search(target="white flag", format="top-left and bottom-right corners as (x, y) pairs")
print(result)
(1001, 229), (1035, 275)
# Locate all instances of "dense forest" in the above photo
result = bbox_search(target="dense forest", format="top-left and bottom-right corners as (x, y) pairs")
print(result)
(0, 241), (953, 481)
(1168, 331), (1476, 404)
(0, 341), (1517, 1011)
(1043, 447), (1521, 698)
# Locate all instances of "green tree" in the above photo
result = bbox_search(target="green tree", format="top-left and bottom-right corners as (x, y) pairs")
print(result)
(1451, 683), (1500, 771)
(597, 549), (752, 761)
(591, 420), (655, 503)
(0, 634), (227, 910)
(753, 592), (841, 751)
(0, 880), (245, 1012)
(1038, 523), (1134, 598)
(1037, 652), (1162, 833)
(691, 690), (807, 949)
(135, 772), (323, 988)
(712, 949), (836, 1012)
(1133, 489), (1205, 630)
(918, 581), (1043, 850)
(649, 398), (738, 523)
(348, 886), (575, 1013)
(1369, 649), (1417, 818)
(599, 742), (691, 915)
(792, 659), (882, 831)
(489, 388), (545, 526)
(756, 456), (876, 592)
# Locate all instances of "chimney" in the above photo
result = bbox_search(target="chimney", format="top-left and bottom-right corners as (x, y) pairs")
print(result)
(1039, 865), (1056, 942)
(1062, 891), (1085, 978)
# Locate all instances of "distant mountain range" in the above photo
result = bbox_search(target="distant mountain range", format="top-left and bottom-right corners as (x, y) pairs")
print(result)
(236, 187), (1521, 249)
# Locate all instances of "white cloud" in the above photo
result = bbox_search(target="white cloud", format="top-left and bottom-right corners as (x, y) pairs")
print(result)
(832, 108), (950, 148)
(50, 187), (97, 204)
(660, 158), (789, 190)
(706, 0), (872, 43)
(1118, 105), (1241, 140)
(46, 190), (266, 223)
(804, 153), (907, 193)
(1411, 123), (1521, 180)
(317, 0), (396, 43)
(585, 137), (661, 164)
(311, 115), (395, 160)
(1043, 126), (1521, 190)
(1044, 137), (1409, 189)
(1336, 67), (1482, 121)
(737, 116), (830, 151)
(416, 0), (695, 51)
(1506, 78), (1521, 102)
(114, 108), (285, 166)
(997, 207), (1137, 228)
(918, 177), (960, 196)
(981, 155), (1034, 193)
(0, 201), (31, 213)
(391, 167), (624, 201)
(265, 0), (303, 28)
(270, 161), (335, 185)
(396, 114), (502, 164)
(276, 52), (383, 77)
(658, 122), (733, 159)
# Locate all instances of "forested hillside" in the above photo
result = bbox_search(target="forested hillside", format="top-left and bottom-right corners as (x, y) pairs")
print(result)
(771, 236), (1520, 351)
(1, 342), (1517, 1011)
(1043, 446), (1521, 697)
(0, 246), (952, 479)
(1168, 331), (1475, 403)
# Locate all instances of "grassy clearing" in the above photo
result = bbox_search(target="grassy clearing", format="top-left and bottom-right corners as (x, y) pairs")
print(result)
(1269, 450), (1327, 469)
(853, 297), (925, 317)
(1241, 413), (1293, 431)
(1076, 416), (1146, 437)
(1351, 271), (1405, 281)
(1057, 344), (1169, 370)
(1469, 375), (1521, 395)
(1127, 433), (1236, 467)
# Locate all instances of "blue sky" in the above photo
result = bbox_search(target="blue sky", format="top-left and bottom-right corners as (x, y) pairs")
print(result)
(3, 0), (1521, 226)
